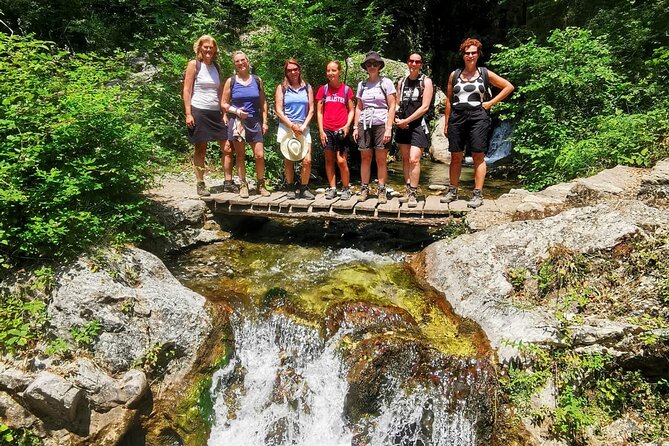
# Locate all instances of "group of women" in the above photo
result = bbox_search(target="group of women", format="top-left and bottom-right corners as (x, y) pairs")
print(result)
(183, 35), (513, 208)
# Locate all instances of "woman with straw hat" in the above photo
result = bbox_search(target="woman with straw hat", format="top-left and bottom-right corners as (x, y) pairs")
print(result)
(275, 58), (315, 200)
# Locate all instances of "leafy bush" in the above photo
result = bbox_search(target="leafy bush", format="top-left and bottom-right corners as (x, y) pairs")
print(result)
(0, 35), (158, 268)
(0, 294), (47, 355)
(490, 28), (669, 189)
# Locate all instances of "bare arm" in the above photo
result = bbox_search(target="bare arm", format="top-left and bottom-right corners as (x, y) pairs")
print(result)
(344, 92), (355, 137)
(352, 95), (362, 142)
(317, 96), (326, 146)
(443, 72), (454, 136)
(483, 70), (514, 111)
(258, 77), (269, 134)
(384, 91), (396, 144)
(183, 60), (197, 128)
(302, 85), (315, 131)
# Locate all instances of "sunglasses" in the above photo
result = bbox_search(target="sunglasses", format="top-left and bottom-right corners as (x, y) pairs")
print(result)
(407, 59), (422, 64)
(366, 62), (381, 68)
(464, 51), (478, 56)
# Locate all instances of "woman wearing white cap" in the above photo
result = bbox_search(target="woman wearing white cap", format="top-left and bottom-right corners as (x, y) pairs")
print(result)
(353, 51), (397, 203)
(275, 58), (315, 199)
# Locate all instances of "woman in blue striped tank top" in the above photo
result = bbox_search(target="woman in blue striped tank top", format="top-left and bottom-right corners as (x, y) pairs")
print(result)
(275, 58), (315, 200)
(221, 51), (270, 198)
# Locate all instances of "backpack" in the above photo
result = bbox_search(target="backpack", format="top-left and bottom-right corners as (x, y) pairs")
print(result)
(452, 67), (492, 102)
(229, 74), (261, 91)
(397, 74), (436, 121)
(358, 76), (389, 107)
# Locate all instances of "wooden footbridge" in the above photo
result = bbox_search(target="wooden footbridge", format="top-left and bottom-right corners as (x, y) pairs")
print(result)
(202, 191), (476, 225)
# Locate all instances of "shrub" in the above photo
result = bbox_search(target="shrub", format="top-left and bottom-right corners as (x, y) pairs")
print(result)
(0, 35), (158, 268)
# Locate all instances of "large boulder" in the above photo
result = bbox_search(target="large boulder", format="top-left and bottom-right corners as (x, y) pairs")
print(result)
(48, 246), (212, 381)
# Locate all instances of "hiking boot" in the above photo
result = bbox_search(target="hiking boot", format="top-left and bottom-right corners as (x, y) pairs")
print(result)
(325, 188), (336, 200)
(286, 183), (297, 199)
(340, 188), (352, 200)
(358, 185), (369, 202)
(257, 179), (271, 197)
(196, 182), (210, 197)
(467, 189), (483, 209)
(378, 186), (387, 204)
(398, 184), (411, 203)
(239, 181), (249, 198)
(440, 186), (458, 203)
(407, 189), (418, 208)
(223, 180), (239, 193)
(300, 185), (315, 200)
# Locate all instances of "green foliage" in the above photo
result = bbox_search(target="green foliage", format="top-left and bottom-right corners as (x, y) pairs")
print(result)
(0, 294), (47, 355)
(134, 342), (177, 379)
(491, 28), (669, 189)
(0, 35), (159, 268)
(45, 337), (70, 357)
(0, 424), (40, 446)
(70, 320), (102, 347)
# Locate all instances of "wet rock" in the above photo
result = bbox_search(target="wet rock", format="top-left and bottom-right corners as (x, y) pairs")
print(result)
(23, 372), (85, 423)
(324, 301), (417, 338)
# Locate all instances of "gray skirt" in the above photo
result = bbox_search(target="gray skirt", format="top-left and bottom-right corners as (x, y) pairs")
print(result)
(187, 106), (228, 144)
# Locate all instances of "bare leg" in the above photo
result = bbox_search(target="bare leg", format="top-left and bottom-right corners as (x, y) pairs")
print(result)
(375, 148), (389, 186)
(284, 159), (295, 185)
(219, 140), (233, 181)
(251, 142), (265, 180)
(408, 145), (422, 188)
(324, 150), (337, 188)
(360, 150), (373, 184)
(336, 150), (350, 188)
(232, 140), (246, 181)
(472, 152), (487, 190)
(300, 146), (312, 185)
(193, 142), (207, 182)
(449, 151), (464, 187)
(399, 144), (411, 185)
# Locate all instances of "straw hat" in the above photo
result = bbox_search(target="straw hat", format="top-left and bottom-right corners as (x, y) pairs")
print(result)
(280, 133), (308, 161)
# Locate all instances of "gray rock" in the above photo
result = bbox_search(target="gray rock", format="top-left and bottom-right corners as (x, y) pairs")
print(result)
(0, 366), (33, 392)
(0, 390), (39, 430)
(423, 205), (643, 362)
(429, 115), (450, 164)
(48, 247), (212, 377)
(23, 372), (84, 422)
(73, 360), (148, 411)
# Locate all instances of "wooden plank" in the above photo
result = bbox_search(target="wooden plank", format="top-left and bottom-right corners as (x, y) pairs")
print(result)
(355, 198), (378, 216)
(251, 192), (287, 210)
(289, 197), (315, 211)
(377, 197), (401, 216)
(228, 194), (261, 206)
(422, 195), (451, 215)
(212, 192), (239, 205)
(331, 195), (358, 211)
(312, 193), (339, 211)
(399, 197), (425, 216)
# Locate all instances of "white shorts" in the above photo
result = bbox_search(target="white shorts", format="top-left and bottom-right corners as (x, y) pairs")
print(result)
(276, 122), (312, 144)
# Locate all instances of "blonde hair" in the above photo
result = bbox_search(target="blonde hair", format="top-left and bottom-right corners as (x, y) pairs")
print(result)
(193, 35), (218, 62)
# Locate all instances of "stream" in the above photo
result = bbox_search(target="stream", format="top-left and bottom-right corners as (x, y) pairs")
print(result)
(167, 214), (498, 446)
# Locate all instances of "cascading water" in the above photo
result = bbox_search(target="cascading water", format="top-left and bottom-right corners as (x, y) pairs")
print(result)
(171, 239), (496, 446)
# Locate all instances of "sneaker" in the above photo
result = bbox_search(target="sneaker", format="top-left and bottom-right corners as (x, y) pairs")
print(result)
(340, 188), (352, 200)
(325, 188), (336, 200)
(440, 186), (458, 203)
(257, 179), (271, 197)
(286, 184), (296, 200)
(300, 185), (315, 200)
(407, 191), (418, 208)
(398, 184), (411, 203)
(378, 186), (387, 204)
(467, 189), (484, 208)
(358, 185), (369, 202)
(223, 180), (239, 193)
(239, 182), (249, 198)
(196, 182), (210, 197)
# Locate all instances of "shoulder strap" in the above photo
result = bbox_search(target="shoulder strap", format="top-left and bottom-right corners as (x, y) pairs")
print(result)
(229, 75), (236, 90)
(379, 76), (387, 99)
(451, 69), (462, 88)
(479, 67), (489, 88)
(418, 74), (425, 95)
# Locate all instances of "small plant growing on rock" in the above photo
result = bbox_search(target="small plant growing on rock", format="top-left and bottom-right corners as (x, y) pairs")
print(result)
(70, 320), (102, 347)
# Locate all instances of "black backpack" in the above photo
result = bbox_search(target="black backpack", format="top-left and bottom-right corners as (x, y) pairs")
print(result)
(451, 67), (492, 102)
(397, 74), (436, 121)
(229, 73), (261, 91)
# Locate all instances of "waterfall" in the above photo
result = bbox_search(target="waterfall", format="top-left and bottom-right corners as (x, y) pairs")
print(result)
(207, 313), (490, 446)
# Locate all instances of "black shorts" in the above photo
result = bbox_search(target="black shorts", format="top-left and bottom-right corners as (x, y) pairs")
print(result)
(323, 129), (347, 152)
(395, 122), (429, 148)
(447, 107), (490, 153)
(187, 106), (228, 144)
(357, 124), (388, 151)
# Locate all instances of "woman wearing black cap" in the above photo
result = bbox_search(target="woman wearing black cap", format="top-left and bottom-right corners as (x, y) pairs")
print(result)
(353, 51), (397, 203)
